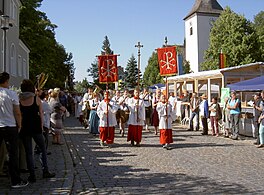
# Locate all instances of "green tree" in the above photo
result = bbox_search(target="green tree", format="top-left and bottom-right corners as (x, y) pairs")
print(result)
(87, 36), (114, 89)
(183, 60), (192, 74)
(87, 59), (99, 82)
(122, 55), (140, 88)
(253, 11), (264, 60)
(20, 0), (75, 89)
(143, 52), (163, 87)
(74, 78), (91, 93)
(201, 7), (260, 70)
(101, 36), (113, 55)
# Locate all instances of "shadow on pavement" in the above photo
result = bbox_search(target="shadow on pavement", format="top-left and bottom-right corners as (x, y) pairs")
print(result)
(62, 117), (254, 194)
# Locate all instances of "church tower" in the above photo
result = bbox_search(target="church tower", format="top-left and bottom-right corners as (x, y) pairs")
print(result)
(184, 0), (223, 73)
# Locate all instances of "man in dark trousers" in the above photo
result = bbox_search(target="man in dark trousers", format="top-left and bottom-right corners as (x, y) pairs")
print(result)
(188, 92), (200, 131)
(253, 92), (263, 145)
(0, 72), (28, 188)
(200, 93), (209, 135)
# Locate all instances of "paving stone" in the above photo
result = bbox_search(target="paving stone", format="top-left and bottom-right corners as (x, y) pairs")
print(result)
(1, 117), (264, 194)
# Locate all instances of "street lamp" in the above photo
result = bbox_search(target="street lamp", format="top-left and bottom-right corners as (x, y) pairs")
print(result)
(1, 15), (10, 72)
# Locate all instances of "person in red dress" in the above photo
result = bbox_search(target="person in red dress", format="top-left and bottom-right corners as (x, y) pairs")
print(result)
(156, 94), (176, 150)
(97, 91), (118, 147)
(127, 88), (145, 146)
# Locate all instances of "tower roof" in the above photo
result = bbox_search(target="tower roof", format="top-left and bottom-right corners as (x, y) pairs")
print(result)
(184, 0), (223, 20)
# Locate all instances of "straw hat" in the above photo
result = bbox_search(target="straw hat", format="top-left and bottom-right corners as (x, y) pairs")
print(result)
(201, 93), (207, 99)
(54, 87), (60, 93)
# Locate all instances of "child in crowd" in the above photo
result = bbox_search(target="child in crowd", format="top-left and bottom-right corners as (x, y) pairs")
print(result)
(50, 103), (64, 145)
(156, 94), (176, 150)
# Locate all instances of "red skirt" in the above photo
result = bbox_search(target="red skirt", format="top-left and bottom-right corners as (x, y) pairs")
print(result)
(160, 129), (173, 145)
(99, 127), (115, 144)
(127, 125), (143, 143)
(151, 109), (159, 127)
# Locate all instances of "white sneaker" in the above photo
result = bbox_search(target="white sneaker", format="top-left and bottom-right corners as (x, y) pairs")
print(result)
(11, 180), (29, 188)
(163, 144), (168, 149)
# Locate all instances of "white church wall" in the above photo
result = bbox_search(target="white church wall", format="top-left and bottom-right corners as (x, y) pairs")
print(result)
(185, 15), (199, 73)
(197, 15), (219, 71)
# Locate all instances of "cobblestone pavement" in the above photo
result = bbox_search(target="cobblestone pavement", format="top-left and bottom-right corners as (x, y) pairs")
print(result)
(1, 116), (264, 194)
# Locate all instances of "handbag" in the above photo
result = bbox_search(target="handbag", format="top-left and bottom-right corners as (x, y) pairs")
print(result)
(65, 110), (70, 117)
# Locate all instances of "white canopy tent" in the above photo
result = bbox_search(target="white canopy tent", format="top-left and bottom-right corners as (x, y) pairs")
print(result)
(166, 62), (264, 102)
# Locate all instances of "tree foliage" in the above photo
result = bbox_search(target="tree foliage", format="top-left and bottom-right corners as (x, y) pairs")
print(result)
(19, 0), (75, 89)
(101, 36), (114, 55)
(87, 59), (99, 83)
(183, 60), (192, 74)
(201, 7), (261, 70)
(74, 78), (91, 93)
(143, 52), (163, 86)
(121, 55), (140, 89)
(253, 11), (264, 60)
(87, 36), (114, 89)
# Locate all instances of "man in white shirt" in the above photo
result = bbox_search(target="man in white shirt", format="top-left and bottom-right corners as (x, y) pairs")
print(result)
(168, 92), (177, 107)
(81, 88), (93, 128)
(140, 88), (152, 131)
(97, 91), (118, 147)
(0, 72), (28, 188)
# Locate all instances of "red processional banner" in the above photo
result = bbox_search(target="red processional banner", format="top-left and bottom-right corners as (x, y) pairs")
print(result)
(157, 46), (177, 76)
(98, 55), (118, 83)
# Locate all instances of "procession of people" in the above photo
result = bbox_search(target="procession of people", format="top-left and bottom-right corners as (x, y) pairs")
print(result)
(2, 68), (264, 190)
(77, 86), (176, 149)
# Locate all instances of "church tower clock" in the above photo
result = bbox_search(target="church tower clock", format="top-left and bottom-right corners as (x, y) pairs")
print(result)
(184, 0), (223, 73)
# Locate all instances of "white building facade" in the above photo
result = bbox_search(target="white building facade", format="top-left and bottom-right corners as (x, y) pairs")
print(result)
(184, 0), (223, 73)
(0, 0), (29, 87)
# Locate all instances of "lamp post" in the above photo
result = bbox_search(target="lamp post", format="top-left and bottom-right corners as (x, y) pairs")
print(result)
(1, 15), (10, 72)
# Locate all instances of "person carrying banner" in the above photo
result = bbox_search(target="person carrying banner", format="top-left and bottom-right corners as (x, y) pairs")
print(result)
(97, 91), (118, 147)
(127, 88), (145, 146)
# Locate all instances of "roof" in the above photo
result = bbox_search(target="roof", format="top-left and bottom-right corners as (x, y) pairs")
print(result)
(227, 75), (264, 91)
(167, 62), (264, 83)
(184, 0), (223, 20)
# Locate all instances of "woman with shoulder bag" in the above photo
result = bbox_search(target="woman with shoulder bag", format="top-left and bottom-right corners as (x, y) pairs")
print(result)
(19, 80), (55, 183)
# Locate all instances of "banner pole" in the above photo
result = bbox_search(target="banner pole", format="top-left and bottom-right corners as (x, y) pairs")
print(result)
(135, 42), (143, 123)
(106, 53), (110, 138)
(165, 37), (169, 130)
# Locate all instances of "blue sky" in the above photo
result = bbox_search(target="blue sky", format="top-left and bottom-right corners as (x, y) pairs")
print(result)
(40, 0), (264, 82)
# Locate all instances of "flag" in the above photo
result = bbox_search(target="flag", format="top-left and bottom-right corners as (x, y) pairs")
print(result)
(157, 46), (177, 76)
(177, 54), (183, 75)
(219, 50), (226, 69)
(98, 55), (118, 83)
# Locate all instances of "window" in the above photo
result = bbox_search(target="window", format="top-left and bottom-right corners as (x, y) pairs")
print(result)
(23, 59), (27, 78)
(0, 36), (2, 72)
(189, 21), (193, 36)
(10, 44), (16, 75)
(18, 55), (22, 76)
(10, 0), (18, 25)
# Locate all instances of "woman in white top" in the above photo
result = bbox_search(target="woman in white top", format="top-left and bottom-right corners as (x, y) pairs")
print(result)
(209, 97), (220, 136)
